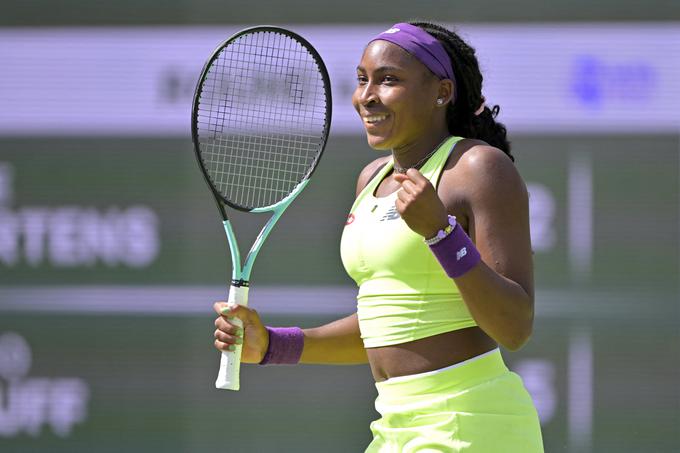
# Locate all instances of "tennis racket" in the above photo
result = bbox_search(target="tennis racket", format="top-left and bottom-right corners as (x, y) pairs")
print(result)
(191, 26), (332, 391)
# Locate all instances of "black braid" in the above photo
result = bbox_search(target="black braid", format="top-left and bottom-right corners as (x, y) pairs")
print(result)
(410, 21), (514, 161)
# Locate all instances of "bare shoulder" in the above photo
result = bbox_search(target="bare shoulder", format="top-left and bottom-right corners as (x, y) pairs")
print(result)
(446, 143), (527, 204)
(446, 143), (533, 300)
(355, 155), (391, 197)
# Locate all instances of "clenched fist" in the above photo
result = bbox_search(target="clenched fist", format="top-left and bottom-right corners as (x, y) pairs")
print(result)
(393, 168), (449, 239)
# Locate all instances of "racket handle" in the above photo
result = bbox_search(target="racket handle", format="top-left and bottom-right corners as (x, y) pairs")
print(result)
(215, 284), (249, 391)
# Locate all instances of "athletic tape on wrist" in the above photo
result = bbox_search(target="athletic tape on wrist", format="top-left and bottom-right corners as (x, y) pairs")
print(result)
(259, 326), (304, 365)
(428, 224), (481, 278)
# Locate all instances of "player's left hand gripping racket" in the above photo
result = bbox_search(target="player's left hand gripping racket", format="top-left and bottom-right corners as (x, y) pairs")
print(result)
(191, 26), (332, 390)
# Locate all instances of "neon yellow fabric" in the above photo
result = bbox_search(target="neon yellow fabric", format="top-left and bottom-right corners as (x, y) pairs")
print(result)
(340, 136), (477, 348)
(366, 349), (544, 452)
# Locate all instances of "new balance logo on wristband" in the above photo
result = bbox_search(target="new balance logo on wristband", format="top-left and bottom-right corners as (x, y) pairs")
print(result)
(456, 247), (467, 261)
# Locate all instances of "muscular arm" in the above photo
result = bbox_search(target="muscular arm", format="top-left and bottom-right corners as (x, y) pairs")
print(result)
(300, 313), (368, 364)
(446, 146), (534, 350)
(394, 144), (534, 351)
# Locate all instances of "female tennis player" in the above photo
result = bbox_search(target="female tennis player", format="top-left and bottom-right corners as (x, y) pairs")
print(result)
(214, 21), (544, 452)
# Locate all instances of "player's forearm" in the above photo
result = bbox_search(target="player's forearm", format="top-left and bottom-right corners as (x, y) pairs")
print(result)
(455, 263), (534, 351)
(299, 313), (368, 364)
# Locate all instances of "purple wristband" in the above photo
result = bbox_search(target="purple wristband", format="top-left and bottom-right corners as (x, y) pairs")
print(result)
(258, 326), (304, 365)
(429, 224), (481, 278)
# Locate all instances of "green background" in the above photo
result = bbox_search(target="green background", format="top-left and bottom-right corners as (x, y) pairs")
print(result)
(1, 1), (679, 451)
(0, 314), (677, 452)
(0, 134), (678, 452)
(1, 135), (677, 292)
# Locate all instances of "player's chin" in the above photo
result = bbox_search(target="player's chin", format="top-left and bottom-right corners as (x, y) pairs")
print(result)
(364, 132), (393, 150)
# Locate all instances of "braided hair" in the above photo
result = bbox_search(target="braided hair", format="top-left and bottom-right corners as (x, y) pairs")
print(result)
(410, 21), (514, 161)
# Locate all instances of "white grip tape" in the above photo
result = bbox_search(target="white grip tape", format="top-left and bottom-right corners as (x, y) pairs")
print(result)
(215, 285), (249, 391)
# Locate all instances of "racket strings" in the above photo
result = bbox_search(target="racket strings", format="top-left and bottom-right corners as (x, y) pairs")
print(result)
(196, 31), (328, 209)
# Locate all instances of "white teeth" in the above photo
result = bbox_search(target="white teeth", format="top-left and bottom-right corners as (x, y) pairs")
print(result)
(365, 115), (387, 124)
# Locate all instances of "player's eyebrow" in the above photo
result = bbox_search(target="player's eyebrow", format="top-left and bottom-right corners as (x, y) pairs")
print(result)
(356, 65), (403, 73)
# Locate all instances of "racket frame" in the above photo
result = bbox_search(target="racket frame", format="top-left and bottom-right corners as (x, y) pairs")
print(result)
(190, 26), (332, 390)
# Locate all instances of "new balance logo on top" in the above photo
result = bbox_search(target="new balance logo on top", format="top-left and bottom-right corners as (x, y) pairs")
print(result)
(456, 247), (467, 261)
(384, 27), (400, 34)
(379, 206), (401, 221)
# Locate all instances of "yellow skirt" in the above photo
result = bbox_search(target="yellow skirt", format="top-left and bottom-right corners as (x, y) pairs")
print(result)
(366, 349), (544, 453)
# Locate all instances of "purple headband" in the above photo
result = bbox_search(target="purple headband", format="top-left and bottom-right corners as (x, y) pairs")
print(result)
(370, 23), (455, 82)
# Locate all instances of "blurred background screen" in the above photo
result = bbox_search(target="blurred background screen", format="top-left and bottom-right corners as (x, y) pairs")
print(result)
(0, 1), (678, 452)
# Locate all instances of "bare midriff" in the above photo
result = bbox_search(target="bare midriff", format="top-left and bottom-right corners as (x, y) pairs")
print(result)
(366, 326), (498, 382)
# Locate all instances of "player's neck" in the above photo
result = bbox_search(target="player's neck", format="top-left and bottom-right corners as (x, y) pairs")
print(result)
(391, 130), (450, 173)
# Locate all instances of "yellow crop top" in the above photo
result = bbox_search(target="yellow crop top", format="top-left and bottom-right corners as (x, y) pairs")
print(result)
(340, 136), (477, 348)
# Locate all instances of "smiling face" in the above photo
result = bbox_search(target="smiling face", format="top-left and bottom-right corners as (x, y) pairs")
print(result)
(352, 40), (451, 152)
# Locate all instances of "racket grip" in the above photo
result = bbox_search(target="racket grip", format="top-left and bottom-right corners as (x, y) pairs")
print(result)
(215, 284), (249, 391)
